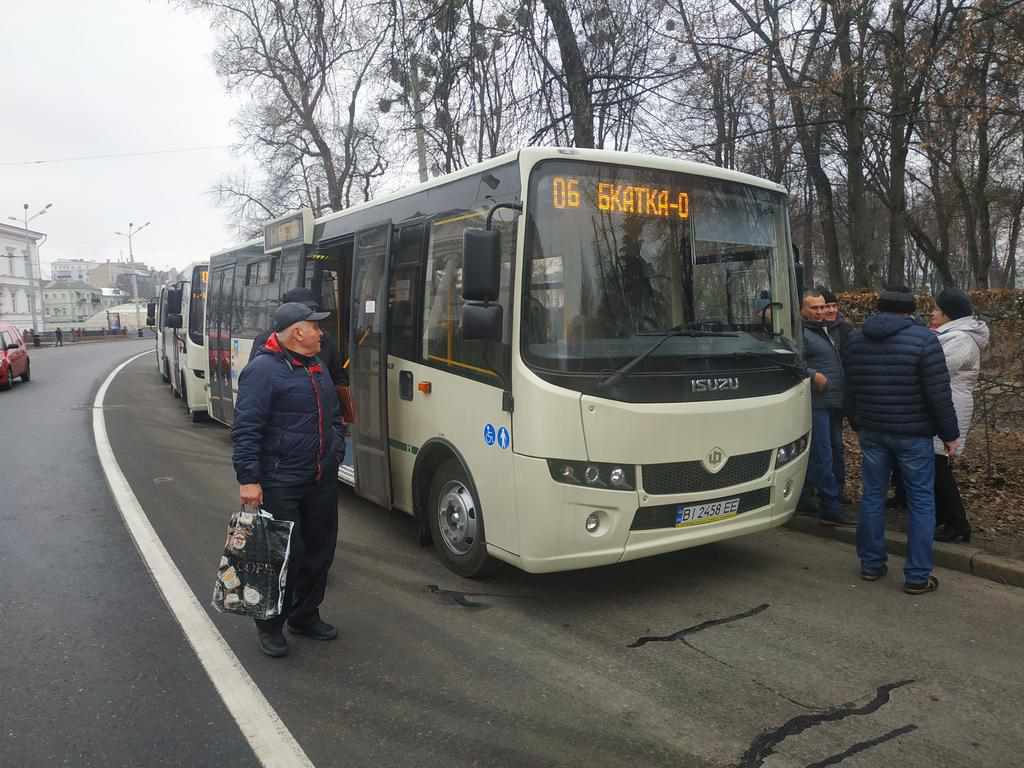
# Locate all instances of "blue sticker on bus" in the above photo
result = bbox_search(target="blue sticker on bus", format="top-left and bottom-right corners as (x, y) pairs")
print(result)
(497, 426), (510, 450)
(483, 423), (496, 446)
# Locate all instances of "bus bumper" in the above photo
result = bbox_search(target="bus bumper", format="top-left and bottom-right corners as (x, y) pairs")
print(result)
(506, 451), (807, 574)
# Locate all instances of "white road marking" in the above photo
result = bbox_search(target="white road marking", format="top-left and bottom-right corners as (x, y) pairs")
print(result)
(93, 350), (315, 768)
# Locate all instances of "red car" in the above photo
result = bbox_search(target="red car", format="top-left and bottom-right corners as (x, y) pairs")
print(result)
(0, 322), (30, 390)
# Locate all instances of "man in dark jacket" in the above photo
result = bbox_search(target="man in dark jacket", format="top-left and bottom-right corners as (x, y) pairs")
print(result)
(844, 287), (959, 594)
(821, 288), (853, 501)
(232, 302), (345, 657)
(800, 289), (851, 525)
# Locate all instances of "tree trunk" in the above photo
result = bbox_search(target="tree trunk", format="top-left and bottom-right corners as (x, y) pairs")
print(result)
(541, 0), (595, 148)
(832, 2), (871, 288)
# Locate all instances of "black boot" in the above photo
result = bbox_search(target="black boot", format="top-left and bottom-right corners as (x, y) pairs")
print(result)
(936, 525), (972, 544)
(257, 628), (289, 657)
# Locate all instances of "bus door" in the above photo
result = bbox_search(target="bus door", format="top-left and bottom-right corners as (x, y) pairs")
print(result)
(208, 264), (236, 425)
(310, 243), (354, 482)
(172, 280), (187, 393)
(349, 222), (393, 508)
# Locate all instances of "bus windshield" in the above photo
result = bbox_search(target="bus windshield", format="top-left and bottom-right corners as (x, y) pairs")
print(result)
(523, 160), (794, 377)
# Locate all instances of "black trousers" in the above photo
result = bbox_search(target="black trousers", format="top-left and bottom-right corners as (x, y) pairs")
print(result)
(934, 454), (969, 531)
(255, 473), (339, 632)
(892, 455), (968, 530)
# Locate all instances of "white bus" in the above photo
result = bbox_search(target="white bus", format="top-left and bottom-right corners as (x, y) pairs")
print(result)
(204, 147), (810, 577)
(151, 285), (181, 384)
(166, 262), (210, 422)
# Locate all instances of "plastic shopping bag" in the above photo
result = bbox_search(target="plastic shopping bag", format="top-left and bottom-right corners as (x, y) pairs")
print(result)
(212, 507), (294, 620)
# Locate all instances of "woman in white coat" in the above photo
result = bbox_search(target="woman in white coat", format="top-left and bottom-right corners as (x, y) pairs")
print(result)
(929, 288), (990, 543)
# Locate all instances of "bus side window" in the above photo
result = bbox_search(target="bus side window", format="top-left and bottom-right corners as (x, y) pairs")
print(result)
(389, 223), (426, 361)
(422, 209), (514, 382)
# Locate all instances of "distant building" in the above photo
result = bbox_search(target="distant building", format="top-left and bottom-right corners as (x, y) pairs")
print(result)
(100, 287), (127, 309)
(88, 261), (175, 299)
(51, 258), (99, 283)
(43, 280), (103, 327)
(0, 221), (46, 331)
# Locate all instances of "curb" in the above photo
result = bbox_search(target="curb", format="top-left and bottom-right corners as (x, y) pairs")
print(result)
(785, 515), (1024, 589)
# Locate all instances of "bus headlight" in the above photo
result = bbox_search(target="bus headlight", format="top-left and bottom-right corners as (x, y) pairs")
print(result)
(776, 434), (810, 468)
(547, 460), (635, 491)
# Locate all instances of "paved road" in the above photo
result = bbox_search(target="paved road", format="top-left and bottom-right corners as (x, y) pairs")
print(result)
(95, 353), (1024, 768)
(0, 341), (257, 766)
(4, 346), (1023, 767)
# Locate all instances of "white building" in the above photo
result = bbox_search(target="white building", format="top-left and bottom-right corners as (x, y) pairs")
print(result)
(51, 258), (99, 283)
(0, 221), (46, 331)
(43, 280), (103, 328)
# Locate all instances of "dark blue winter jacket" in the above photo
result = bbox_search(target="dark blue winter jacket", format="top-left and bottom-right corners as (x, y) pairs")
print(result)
(232, 333), (344, 488)
(843, 313), (959, 441)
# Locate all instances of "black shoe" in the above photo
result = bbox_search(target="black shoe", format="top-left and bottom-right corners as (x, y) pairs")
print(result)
(885, 496), (904, 510)
(258, 629), (289, 657)
(904, 575), (939, 595)
(287, 616), (338, 641)
(819, 512), (856, 527)
(936, 526), (972, 544)
(860, 564), (888, 581)
(839, 494), (853, 505)
(797, 496), (821, 516)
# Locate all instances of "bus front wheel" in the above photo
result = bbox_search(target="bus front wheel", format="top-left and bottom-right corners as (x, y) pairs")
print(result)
(428, 459), (495, 579)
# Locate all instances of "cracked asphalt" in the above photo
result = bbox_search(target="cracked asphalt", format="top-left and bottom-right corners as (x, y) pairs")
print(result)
(3, 343), (1023, 767)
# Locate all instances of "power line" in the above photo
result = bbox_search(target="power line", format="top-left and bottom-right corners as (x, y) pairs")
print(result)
(0, 145), (233, 167)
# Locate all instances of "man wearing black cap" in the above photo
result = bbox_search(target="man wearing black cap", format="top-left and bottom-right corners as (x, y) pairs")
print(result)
(844, 286), (959, 594)
(249, 286), (345, 387)
(232, 302), (346, 656)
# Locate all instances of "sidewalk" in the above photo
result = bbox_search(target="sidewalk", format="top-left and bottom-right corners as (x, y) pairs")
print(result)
(786, 513), (1024, 588)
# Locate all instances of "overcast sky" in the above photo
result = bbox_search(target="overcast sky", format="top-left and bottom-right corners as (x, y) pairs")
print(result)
(0, 1), (249, 278)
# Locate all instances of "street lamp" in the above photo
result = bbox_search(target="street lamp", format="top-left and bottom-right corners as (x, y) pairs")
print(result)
(114, 220), (151, 263)
(6, 202), (52, 332)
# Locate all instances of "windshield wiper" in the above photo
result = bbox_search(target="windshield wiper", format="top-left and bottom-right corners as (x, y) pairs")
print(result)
(595, 326), (739, 391)
(712, 350), (807, 377)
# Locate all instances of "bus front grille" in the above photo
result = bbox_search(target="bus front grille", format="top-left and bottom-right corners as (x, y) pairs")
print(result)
(641, 450), (773, 495)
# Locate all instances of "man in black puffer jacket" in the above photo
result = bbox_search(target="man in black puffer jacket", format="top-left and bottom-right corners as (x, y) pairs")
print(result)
(844, 287), (959, 595)
(232, 302), (345, 657)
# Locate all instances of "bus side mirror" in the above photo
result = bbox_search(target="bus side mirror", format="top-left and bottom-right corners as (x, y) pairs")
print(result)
(463, 303), (503, 341)
(463, 228), (501, 302)
(146, 302), (156, 327)
(165, 313), (183, 329)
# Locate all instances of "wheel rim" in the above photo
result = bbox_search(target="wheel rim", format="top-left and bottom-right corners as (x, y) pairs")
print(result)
(436, 480), (478, 557)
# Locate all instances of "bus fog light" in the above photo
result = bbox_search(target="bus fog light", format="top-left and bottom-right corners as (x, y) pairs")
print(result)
(585, 512), (600, 533)
(783, 479), (793, 499)
(584, 465), (601, 485)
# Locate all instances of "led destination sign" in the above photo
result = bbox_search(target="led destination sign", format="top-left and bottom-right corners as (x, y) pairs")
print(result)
(264, 208), (314, 253)
(551, 176), (689, 219)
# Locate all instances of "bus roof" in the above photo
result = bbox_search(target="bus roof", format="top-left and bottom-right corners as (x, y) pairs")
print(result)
(209, 238), (262, 260)
(314, 147), (787, 231)
(210, 148), (789, 258)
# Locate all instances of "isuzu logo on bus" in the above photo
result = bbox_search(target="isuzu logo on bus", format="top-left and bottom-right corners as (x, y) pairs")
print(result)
(691, 377), (740, 393)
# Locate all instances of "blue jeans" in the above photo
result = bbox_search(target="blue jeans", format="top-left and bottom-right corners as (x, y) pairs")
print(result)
(829, 409), (845, 492)
(857, 430), (936, 584)
(807, 408), (841, 518)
